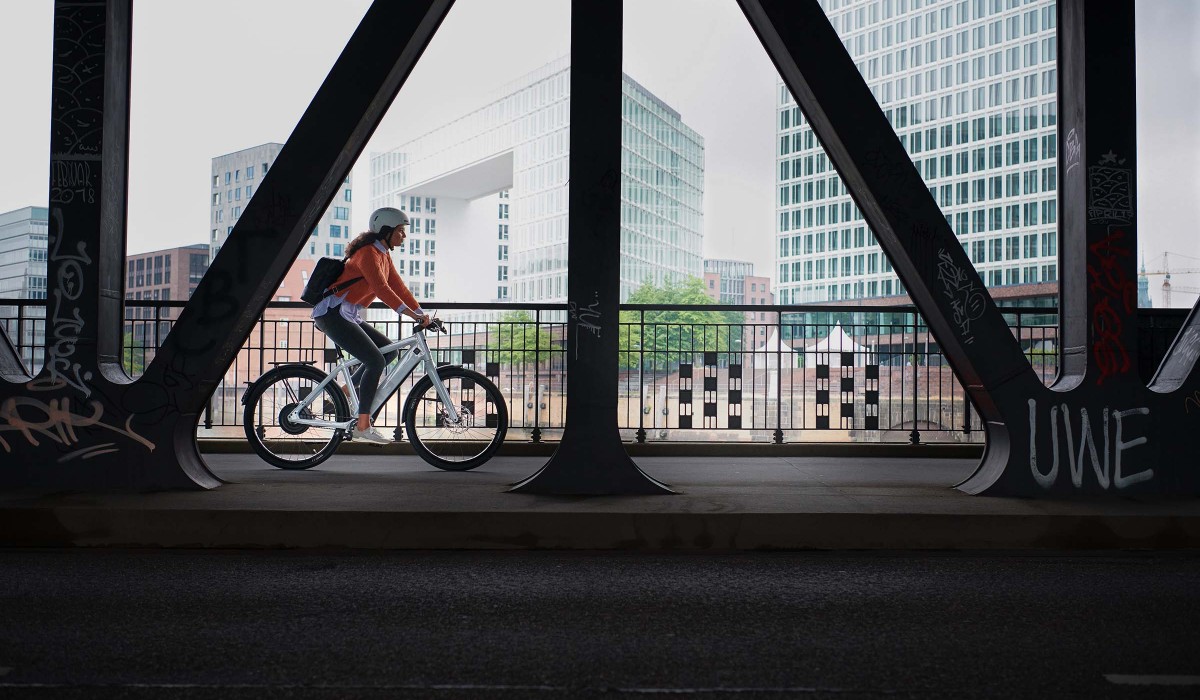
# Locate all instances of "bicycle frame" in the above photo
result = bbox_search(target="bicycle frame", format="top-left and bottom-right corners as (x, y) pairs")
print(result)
(283, 329), (461, 431)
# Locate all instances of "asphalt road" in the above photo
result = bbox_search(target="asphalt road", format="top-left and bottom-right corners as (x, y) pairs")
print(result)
(2, 550), (1198, 698)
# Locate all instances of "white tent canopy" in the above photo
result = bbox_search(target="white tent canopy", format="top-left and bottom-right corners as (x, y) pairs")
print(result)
(801, 322), (873, 368)
(750, 327), (799, 370)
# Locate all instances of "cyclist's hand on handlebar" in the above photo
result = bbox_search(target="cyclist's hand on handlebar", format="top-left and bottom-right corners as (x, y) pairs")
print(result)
(418, 315), (446, 333)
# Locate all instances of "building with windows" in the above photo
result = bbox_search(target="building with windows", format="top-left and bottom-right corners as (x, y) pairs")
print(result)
(702, 258), (775, 343)
(124, 244), (210, 307)
(775, 0), (1059, 306)
(210, 143), (354, 262)
(0, 206), (49, 372)
(123, 244), (210, 348)
(371, 56), (705, 305)
(0, 206), (48, 301)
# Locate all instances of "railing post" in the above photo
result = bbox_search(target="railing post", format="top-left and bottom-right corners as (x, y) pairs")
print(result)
(773, 309), (783, 445)
(16, 301), (26, 374)
(531, 308), (541, 444)
(636, 308), (646, 443)
(909, 309), (921, 445)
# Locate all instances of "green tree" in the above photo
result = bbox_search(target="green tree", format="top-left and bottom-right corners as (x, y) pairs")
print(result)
(122, 332), (145, 376)
(619, 277), (745, 370)
(489, 310), (552, 366)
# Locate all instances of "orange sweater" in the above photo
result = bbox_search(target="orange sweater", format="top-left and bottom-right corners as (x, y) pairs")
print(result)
(331, 243), (420, 313)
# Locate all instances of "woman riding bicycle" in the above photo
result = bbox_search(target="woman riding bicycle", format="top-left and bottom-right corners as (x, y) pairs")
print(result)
(312, 206), (432, 445)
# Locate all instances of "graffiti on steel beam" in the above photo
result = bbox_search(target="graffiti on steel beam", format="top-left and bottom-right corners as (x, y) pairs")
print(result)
(50, 3), (105, 157)
(0, 396), (155, 460)
(1026, 398), (1152, 491)
(1087, 229), (1135, 386)
(33, 209), (94, 397)
(1065, 128), (1081, 179)
(568, 291), (602, 360)
(935, 249), (986, 344)
(1087, 151), (1134, 224)
(49, 161), (96, 205)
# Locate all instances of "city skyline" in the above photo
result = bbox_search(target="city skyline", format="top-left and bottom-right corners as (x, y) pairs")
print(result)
(0, 0), (1197, 304)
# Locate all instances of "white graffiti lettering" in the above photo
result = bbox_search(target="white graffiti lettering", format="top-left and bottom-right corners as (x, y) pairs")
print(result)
(568, 292), (602, 360)
(1027, 399), (1152, 490)
(44, 209), (94, 396)
(935, 249), (986, 344)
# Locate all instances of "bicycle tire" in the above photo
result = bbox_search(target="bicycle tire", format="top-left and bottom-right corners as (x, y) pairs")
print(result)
(243, 363), (350, 469)
(403, 366), (508, 471)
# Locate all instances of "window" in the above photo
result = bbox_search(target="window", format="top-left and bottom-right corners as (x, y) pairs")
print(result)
(424, 261), (435, 277)
(262, 162), (269, 174)
(330, 224), (342, 239)
(246, 165), (255, 179)
(224, 172), (231, 185)
(333, 207), (349, 220)
(333, 244), (344, 257)
(498, 245), (508, 261)
(344, 189), (352, 202)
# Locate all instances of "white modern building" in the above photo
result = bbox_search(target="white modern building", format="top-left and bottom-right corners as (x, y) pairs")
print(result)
(0, 206), (49, 371)
(370, 56), (705, 305)
(210, 143), (354, 262)
(776, 0), (1059, 304)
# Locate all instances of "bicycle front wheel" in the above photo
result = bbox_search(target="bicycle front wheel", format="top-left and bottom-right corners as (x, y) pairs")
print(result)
(243, 364), (349, 469)
(403, 366), (508, 471)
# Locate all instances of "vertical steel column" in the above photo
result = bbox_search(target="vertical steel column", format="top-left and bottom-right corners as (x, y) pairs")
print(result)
(512, 0), (671, 494)
(44, 0), (131, 387)
(1056, 0), (1140, 390)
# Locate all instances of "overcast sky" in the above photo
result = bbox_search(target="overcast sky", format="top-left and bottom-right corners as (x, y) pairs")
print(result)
(1, 0), (1197, 304)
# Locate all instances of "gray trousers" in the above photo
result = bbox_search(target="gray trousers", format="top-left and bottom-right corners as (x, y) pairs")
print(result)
(314, 310), (398, 416)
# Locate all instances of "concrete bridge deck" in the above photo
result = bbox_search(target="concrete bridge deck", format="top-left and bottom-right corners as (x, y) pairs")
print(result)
(3, 454), (1198, 550)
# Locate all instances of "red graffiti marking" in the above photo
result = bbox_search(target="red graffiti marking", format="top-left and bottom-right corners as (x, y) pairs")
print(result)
(1087, 229), (1135, 386)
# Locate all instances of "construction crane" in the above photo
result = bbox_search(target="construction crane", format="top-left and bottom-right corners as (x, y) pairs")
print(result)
(1140, 252), (1200, 308)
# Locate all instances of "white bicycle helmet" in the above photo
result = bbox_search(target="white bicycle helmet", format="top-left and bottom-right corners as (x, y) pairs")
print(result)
(369, 206), (409, 235)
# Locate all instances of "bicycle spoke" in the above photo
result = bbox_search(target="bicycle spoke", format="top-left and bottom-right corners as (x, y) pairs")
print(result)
(405, 370), (506, 468)
(244, 366), (348, 469)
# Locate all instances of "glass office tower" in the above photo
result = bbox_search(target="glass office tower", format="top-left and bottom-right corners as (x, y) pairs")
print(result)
(371, 57), (705, 303)
(776, 0), (1059, 304)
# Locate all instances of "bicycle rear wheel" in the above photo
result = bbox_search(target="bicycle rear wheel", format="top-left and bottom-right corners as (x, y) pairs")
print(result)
(243, 364), (349, 469)
(403, 366), (507, 471)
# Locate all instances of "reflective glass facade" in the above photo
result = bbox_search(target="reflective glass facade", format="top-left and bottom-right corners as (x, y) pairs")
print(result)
(776, 0), (1059, 304)
(371, 57), (704, 303)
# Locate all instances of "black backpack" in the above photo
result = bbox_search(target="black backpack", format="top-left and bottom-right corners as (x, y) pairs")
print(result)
(301, 257), (363, 305)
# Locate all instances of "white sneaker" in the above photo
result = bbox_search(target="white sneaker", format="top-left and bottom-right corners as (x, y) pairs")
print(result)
(354, 426), (392, 445)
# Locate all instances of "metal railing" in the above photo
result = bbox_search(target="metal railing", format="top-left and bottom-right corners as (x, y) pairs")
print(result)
(0, 298), (1098, 444)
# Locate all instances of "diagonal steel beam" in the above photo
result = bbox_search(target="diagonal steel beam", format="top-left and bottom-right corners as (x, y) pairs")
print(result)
(738, 0), (1038, 421)
(145, 0), (455, 415)
(740, 0), (1199, 497)
(0, 0), (453, 490)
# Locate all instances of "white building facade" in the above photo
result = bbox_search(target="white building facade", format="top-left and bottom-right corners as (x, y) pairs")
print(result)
(370, 57), (705, 305)
(210, 143), (354, 262)
(776, 0), (1059, 304)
